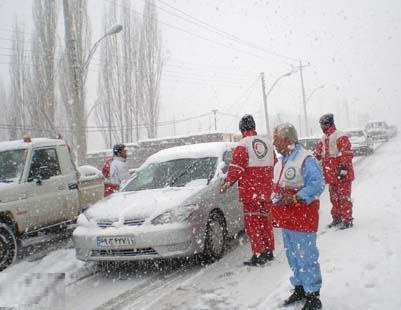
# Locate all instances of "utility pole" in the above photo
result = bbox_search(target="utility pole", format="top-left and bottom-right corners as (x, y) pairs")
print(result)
(344, 99), (350, 128)
(63, 0), (85, 163)
(108, 102), (112, 148)
(211, 109), (218, 131)
(260, 72), (270, 135)
(299, 60), (308, 137)
(172, 115), (176, 136)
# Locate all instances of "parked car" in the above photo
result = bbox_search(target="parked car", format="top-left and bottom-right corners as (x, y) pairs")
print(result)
(365, 121), (390, 142)
(298, 137), (321, 152)
(344, 129), (374, 156)
(73, 142), (243, 263)
(388, 125), (398, 138)
(0, 137), (104, 271)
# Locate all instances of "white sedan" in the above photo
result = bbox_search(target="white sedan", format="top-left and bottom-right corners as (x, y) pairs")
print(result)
(73, 142), (243, 262)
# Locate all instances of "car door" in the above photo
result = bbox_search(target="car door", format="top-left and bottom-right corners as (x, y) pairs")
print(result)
(27, 147), (68, 227)
(218, 150), (243, 232)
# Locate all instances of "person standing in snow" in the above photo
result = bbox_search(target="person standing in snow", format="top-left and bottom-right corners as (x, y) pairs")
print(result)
(314, 113), (355, 229)
(103, 143), (131, 196)
(271, 123), (324, 310)
(220, 114), (275, 266)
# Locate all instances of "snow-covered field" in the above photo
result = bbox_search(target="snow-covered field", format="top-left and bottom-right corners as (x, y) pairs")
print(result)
(1, 137), (401, 310)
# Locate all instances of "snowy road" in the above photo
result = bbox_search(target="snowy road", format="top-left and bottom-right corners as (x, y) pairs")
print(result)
(1, 138), (401, 309)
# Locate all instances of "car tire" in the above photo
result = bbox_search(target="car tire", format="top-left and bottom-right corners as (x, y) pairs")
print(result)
(0, 223), (18, 272)
(203, 212), (226, 262)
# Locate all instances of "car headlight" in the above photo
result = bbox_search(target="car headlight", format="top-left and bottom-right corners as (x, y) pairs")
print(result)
(151, 204), (199, 225)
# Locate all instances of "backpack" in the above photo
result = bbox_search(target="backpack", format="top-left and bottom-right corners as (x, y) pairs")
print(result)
(102, 157), (113, 179)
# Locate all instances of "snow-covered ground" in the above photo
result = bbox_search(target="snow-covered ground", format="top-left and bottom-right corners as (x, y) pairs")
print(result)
(1, 137), (401, 309)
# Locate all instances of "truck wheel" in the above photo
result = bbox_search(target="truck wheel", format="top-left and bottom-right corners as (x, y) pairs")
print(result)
(0, 223), (17, 271)
(203, 212), (226, 262)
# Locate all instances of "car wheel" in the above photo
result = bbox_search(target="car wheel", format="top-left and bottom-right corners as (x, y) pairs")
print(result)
(203, 212), (226, 262)
(0, 223), (17, 272)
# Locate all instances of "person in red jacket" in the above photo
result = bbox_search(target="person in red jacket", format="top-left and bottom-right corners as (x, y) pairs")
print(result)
(220, 114), (275, 266)
(314, 113), (355, 229)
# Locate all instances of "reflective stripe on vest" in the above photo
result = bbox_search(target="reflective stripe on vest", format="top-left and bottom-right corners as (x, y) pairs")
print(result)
(321, 130), (346, 158)
(238, 135), (274, 167)
(273, 148), (311, 190)
(244, 211), (270, 217)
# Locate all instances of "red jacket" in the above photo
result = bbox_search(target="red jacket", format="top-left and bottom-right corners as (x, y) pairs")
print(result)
(314, 125), (354, 185)
(225, 130), (275, 203)
(272, 187), (320, 233)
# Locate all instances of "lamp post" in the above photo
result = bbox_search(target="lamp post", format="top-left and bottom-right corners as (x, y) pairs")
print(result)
(83, 24), (123, 148)
(305, 85), (325, 136)
(83, 24), (123, 83)
(261, 70), (297, 135)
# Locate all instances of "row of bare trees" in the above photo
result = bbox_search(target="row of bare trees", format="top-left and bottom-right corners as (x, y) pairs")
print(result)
(95, 0), (162, 147)
(2, 0), (163, 164)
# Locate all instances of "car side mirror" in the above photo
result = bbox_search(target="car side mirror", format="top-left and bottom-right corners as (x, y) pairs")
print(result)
(217, 162), (228, 175)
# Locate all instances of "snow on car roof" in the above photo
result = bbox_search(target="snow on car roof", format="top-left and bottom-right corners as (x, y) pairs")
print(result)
(143, 142), (237, 165)
(0, 138), (65, 152)
(344, 128), (365, 132)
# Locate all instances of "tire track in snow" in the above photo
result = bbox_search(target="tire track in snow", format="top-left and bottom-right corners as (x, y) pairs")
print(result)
(94, 265), (204, 310)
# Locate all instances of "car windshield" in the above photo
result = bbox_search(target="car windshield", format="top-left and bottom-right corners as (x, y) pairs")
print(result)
(347, 131), (364, 137)
(0, 149), (27, 183)
(122, 157), (218, 192)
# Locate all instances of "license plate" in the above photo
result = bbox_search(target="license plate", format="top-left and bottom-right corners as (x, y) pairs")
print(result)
(96, 236), (135, 247)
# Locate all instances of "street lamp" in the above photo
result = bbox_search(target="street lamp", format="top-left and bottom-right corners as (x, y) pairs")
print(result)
(306, 85), (325, 105)
(305, 85), (325, 136)
(82, 24), (123, 83)
(82, 24), (123, 147)
(261, 70), (298, 135)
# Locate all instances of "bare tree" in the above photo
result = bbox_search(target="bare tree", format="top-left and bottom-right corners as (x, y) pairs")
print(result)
(0, 79), (10, 141)
(29, 0), (58, 136)
(9, 22), (29, 140)
(95, 0), (140, 146)
(61, 0), (91, 163)
(139, 0), (163, 139)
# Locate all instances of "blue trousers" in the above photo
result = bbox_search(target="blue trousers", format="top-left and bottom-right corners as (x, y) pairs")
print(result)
(282, 229), (322, 293)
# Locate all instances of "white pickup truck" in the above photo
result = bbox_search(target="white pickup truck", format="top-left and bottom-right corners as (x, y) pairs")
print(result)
(0, 137), (104, 271)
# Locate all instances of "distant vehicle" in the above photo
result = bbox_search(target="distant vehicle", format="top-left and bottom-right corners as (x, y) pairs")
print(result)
(73, 142), (244, 263)
(344, 129), (374, 156)
(388, 125), (398, 138)
(0, 137), (104, 271)
(365, 121), (390, 142)
(298, 137), (321, 151)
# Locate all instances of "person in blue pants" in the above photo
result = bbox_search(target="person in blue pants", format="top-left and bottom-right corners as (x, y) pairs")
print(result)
(271, 123), (325, 310)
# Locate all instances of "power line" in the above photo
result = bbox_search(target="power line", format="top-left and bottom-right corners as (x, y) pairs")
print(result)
(154, 0), (299, 62)
(105, 0), (294, 64)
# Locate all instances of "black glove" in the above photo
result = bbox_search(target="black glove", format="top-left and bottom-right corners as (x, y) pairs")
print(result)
(337, 165), (348, 180)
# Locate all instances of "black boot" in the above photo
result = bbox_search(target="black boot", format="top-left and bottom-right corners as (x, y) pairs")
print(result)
(302, 291), (322, 310)
(283, 285), (305, 306)
(260, 250), (274, 262)
(243, 254), (259, 266)
(327, 218), (341, 228)
(338, 221), (353, 230)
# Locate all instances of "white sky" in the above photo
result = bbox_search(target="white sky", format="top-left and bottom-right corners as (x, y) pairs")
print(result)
(1, 0), (401, 150)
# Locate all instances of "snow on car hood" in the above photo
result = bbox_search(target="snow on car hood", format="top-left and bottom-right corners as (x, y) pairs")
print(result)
(85, 184), (206, 221)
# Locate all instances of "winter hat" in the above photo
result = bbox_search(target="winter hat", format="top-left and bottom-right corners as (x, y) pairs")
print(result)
(274, 122), (298, 143)
(239, 114), (256, 132)
(319, 113), (334, 126)
(113, 143), (126, 155)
